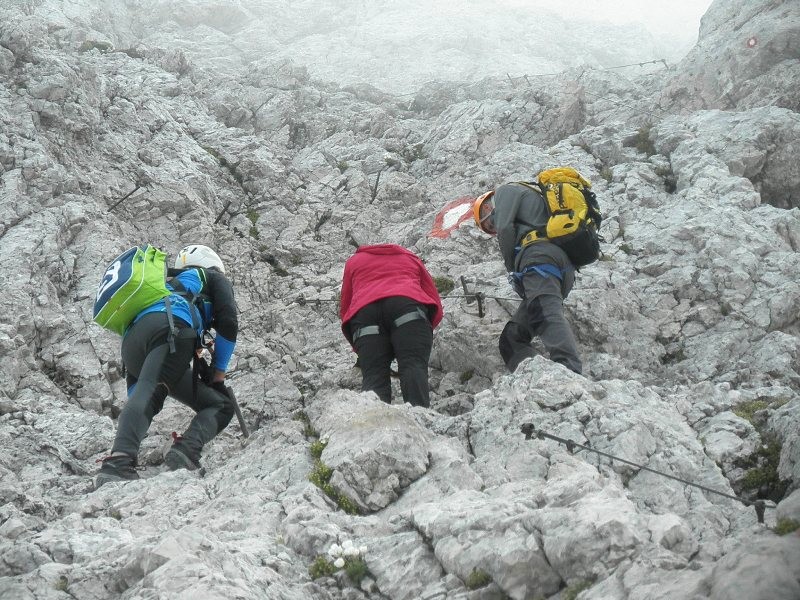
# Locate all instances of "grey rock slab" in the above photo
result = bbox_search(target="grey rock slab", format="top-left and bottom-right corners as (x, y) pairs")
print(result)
(307, 391), (431, 513)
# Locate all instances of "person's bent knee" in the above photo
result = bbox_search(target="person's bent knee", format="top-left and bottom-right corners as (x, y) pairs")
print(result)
(215, 395), (235, 433)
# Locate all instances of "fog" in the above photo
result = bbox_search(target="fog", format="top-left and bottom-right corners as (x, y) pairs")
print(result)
(268, 0), (713, 93)
(131, 0), (715, 94)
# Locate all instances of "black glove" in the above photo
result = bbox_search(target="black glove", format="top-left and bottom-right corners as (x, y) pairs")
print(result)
(196, 356), (214, 385)
(211, 381), (231, 399)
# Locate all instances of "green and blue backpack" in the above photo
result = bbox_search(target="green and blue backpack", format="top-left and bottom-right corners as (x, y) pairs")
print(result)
(92, 245), (171, 336)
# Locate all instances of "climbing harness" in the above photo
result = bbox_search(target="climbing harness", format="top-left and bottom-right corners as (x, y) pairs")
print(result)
(520, 423), (775, 523)
(508, 263), (565, 287)
(351, 307), (429, 341)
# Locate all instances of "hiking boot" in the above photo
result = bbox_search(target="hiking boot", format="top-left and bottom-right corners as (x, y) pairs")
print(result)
(94, 454), (139, 490)
(165, 433), (202, 471)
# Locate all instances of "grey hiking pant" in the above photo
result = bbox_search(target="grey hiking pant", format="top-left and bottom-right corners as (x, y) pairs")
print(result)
(113, 312), (234, 459)
(349, 296), (433, 407)
(499, 267), (582, 374)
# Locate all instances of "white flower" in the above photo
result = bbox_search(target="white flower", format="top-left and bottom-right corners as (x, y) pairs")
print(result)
(328, 544), (342, 558)
(333, 557), (345, 569)
(344, 546), (359, 557)
(342, 539), (355, 550)
(359, 545), (368, 555)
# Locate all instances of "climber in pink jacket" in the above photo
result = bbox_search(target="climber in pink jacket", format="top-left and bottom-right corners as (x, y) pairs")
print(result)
(340, 244), (443, 407)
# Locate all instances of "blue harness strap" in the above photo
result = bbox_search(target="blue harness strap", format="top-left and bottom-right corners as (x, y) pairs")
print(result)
(510, 263), (565, 284)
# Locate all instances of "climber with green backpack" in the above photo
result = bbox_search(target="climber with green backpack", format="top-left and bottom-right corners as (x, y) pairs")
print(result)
(92, 244), (239, 489)
(473, 168), (602, 375)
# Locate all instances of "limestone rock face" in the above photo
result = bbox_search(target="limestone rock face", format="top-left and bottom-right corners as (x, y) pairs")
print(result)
(663, 0), (800, 111)
(0, 1), (798, 599)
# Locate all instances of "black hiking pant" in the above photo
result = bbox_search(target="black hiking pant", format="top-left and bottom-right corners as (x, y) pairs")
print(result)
(348, 296), (433, 408)
(113, 312), (234, 460)
(499, 267), (582, 374)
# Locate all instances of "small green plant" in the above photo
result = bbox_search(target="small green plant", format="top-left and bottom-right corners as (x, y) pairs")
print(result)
(733, 400), (769, 425)
(310, 439), (328, 460)
(619, 243), (634, 255)
(309, 460), (360, 515)
(564, 581), (592, 600)
(465, 568), (492, 590)
(739, 436), (789, 501)
(324, 541), (371, 584)
(246, 210), (259, 225)
(632, 124), (656, 156)
(108, 508), (122, 521)
(433, 276), (455, 296)
(660, 347), (687, 365)
(309, 556), (337, 579)
(773, 519), (800, 536)
(54, 576), (69, 592)
(79, 40), (113, 53)
(401, 143), (427, 163)
(293, 411), (318, 438)
(309, 460), (333, 488)
(600, 166), (613, 182)
(201, 145), (222, 161)
(337, 160), (349, 173)
(459, 370), (474, 384)
(344, 557), (369, 585)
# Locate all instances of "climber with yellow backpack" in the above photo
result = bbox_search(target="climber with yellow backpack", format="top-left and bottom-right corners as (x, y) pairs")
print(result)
(473, 167), (602, 374)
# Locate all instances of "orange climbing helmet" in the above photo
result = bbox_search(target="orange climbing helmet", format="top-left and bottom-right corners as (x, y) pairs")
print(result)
(473, 191), (496, 235)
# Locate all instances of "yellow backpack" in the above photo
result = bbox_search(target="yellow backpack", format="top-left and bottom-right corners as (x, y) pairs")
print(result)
(518, 167), (603, 268)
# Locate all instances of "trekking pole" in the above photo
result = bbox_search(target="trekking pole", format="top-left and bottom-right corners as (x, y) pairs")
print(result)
(226, 385), (250, 438)
(520, 423), (773, 523)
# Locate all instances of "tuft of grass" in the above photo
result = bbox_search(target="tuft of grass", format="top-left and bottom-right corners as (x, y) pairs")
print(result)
(465, 568), (492, 590)
(310, 439), (328, 460)
(433, 276), (455, 296)
(401, 143), (427, 163)
(344, 557), (370, 585)
(563, 581), (593, 600)
(739, 436), (789, 501)
(108, 508), (122, 521)
(660, 347), (686, 365)
(600, 166), (613, 182)
(459, 370), (474, 384)
(773, 519), (800, 536)
(733, 400), (769, 425)
(293, 411), (318, 438)
(309, 460), (360, 515)
(309, 556), (336, 579)
(337, 160), (349, 173)
(79, 40), (113, 53)
(54, 576), (69, 592)
(633, 125), (656, 156)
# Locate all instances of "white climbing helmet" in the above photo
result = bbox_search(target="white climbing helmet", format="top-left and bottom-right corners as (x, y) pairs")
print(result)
(174, 244), (226, 273)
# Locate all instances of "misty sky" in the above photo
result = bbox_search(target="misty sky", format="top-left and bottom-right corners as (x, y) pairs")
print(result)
(497, 0), (713, 41)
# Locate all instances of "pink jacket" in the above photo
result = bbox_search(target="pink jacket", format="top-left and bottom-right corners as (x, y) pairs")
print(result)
(340, 244), (444, 337)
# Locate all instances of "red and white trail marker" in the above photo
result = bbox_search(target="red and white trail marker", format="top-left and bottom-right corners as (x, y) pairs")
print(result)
(429, 197), (475, 238)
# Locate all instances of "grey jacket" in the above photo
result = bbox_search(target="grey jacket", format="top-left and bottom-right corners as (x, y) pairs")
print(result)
(493, 183), (575, 294)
